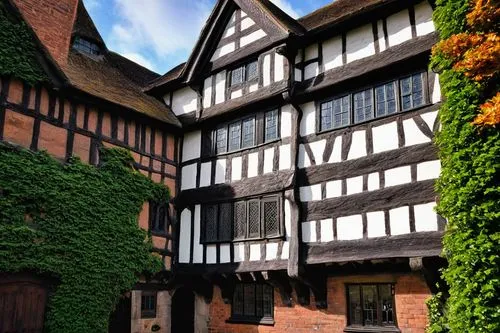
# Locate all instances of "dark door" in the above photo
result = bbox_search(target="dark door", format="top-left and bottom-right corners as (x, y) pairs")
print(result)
(171, 287), (194, 333)
(108, 293), (131, 333)
(0, 275), (48, 333)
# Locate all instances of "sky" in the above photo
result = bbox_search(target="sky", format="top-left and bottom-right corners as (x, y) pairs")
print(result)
(82, 0), (333, 75)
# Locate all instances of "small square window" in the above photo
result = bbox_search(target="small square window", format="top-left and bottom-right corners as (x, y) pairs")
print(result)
(375, 81), (397, 117)
(141, 292), (157, 318)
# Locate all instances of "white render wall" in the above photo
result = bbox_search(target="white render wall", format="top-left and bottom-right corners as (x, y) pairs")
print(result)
(295, 1), (435, 81)
(171, 87), (197, 116)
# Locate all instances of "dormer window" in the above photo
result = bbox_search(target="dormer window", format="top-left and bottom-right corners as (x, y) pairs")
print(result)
(73, 36), (100, 55)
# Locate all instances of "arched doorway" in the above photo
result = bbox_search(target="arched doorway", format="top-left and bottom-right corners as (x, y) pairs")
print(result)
(171, 287), (194, 333)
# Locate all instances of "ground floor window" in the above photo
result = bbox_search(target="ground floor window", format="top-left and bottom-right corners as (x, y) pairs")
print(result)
(346, 284), (396, 329)
(141, 291), (157, 318)
(230, 283), (274, 324)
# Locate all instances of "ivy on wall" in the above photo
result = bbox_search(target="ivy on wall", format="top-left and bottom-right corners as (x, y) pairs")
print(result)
(0, 144), (166, 332)
(428, 0), (500, 332)
(0, 1), (47, 85)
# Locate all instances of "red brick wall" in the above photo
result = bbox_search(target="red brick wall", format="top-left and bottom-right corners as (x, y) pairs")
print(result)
(208, 273), (431, 333)
(12, 0), (79, 66)
(0, 77), (178, 270)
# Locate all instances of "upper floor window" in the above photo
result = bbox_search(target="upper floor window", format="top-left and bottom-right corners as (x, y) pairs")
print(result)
(73, 37), (100, 55)
(209, 109), (280, 156)
(201, 195), (282, 243)
(231, 283), (274, 325)
(230, 60), (258, 86)
(319, 72), (427, 132)
(149, 201), (170, 235)
(346, 284), (396, 329)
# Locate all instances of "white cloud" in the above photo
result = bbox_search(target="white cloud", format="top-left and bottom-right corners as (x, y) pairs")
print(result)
(83, 0), (101, 11)
(108, 0), (212, 64)
(105, 0), (303, 72)
(121, 53), (155, 71)
(269, 0), (302, 19)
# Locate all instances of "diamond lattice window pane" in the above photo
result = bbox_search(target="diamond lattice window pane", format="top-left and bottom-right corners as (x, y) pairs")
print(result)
(248, 200), (260, 238)
(234, 201), (247, 239)
(218, 203), (232, 241)
(263, 199), (279, 237)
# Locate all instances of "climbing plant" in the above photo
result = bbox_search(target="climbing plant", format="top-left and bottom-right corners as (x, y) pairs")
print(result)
(427, 0), (500, 332)
(0, 1), (47, 85)
(0, 144), (166, 332)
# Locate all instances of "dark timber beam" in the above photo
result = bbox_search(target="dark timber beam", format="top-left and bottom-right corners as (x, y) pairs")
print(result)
(263, 271), (293, 307)
(291, 279), (310, 306)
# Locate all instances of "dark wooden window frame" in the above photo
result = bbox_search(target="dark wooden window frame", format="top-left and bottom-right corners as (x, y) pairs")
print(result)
(208, 107), (281, 157)
(227, 59), (259, 94)
(344, 283), (399, 333)
(149, 201), (170, 236)
(140, 291), (157, 319)
(201, 195), (283, 244)
(228, 282), (275, 326)
(316, 70), (429, 133)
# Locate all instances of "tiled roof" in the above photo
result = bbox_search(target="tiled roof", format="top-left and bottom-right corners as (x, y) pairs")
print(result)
(298, 0), (391, 32)
(63, 51), (181, 126)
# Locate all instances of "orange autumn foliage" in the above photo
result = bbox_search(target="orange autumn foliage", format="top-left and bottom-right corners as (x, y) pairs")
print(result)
(467, 0), (500, 30)
(434, 0), (499, 126)
(473, 92), (500, 126)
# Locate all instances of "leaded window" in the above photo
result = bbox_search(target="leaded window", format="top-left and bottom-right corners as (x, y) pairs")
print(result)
(347, 284), (396, 328)
(149, 201), (169, 235)
(353, 89), (373, 123)
(242, 117), (255, 148)
(141, 292), (157, 318)
(216, 127), (228, 154)
(234, 201), (247, 240)
(229, 122), (241, 151)
(73, 37), (100, 55)
(201, 196), (282, 243)
(248, 200), (261, 239)
(375, 82), (397, 117)
(264, 109), (279, 142)
(318, 71), (428, 132)
(230, 60), (258, 86)
(400, 73), (424, 111)
(231, 66), (244, 86)
(231, 283), (274, 324)
(263, 198), (279, 237)
(209, 109), (281, 155)
(218, 203), (232, 241)
(246, 61), (258, 81)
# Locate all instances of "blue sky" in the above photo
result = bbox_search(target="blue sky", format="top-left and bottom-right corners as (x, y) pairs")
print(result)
(82, 0), (333, 74)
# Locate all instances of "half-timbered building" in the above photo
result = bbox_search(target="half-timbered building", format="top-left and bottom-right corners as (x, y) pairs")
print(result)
(2, 0), (446, 332)
(146, 0), (445, 332)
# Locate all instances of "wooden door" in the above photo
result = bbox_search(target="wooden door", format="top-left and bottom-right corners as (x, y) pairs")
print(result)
(0, 275), (48, 333)
(108, 293), (131, 333)
(171, 287), (194, 333)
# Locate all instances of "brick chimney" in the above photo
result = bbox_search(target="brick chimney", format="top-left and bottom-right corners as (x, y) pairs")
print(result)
(12, 0), (79, 67)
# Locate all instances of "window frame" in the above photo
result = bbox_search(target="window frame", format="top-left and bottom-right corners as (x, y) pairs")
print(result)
(317, 71), (429, 134)
(72, 36), (100, 55)
(149, 201), (170, 236)
(140, 291), (157, 319)
(229, 60), (259, 88)
(207, 107), (281, 157)
(200, 194), (283, 244)
(345, 283), (398, 332)
(228, 283), (275, 325)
